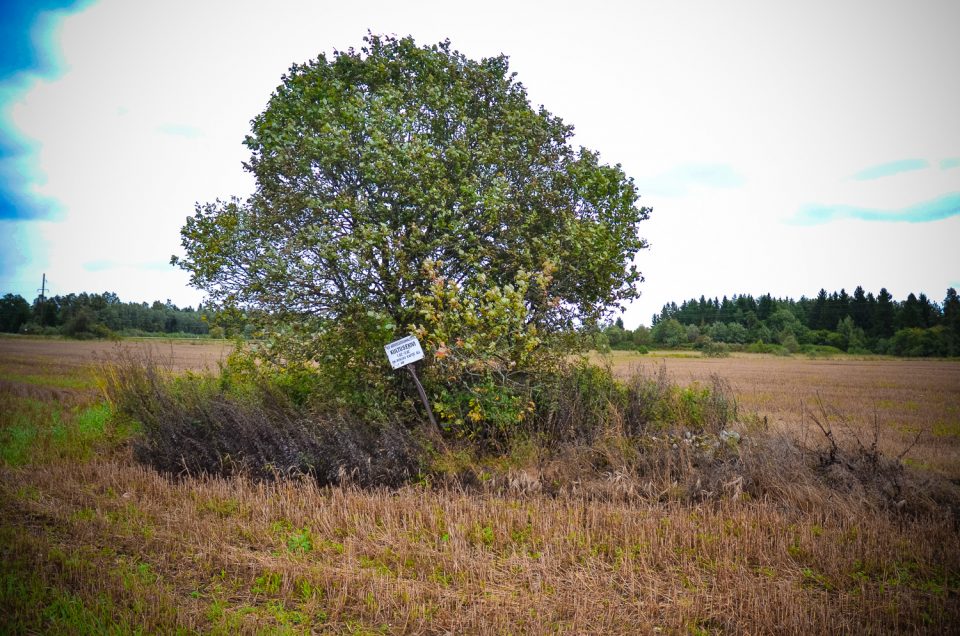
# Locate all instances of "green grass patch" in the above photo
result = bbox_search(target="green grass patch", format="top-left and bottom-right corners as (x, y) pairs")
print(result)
(932, 421), (960, 438)
(0, 398), (128, 467)
(646, 350), (704, 359)
(0, 397), (56, 466)
(0, 370), (98, 391)
(0, 532), (145, 635)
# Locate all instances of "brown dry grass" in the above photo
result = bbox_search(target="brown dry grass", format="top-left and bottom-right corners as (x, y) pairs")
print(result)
(0, 335), (233, 374)
(2, 341), (959, 634)
(3, 456), (957, 634)
(602, 351), (960, 480)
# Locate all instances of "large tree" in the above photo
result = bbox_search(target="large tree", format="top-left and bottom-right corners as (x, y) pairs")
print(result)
(176, 34), (649, 356)
(174, 35), (650, 429)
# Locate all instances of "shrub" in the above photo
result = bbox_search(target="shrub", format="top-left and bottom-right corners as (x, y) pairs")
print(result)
(746, 341), (786, 355)
(534, 361), (625, 444)
(651, 318), (686, 348)
(700, 339), (730, 358)
(799, 344), (844, 357)
(18, 322), (60, 336)
(413, 266), (567, 442)
(241, 310), (406, 423)
(779, 332), (800, 353)
(534, 364), (736, 442)
(99, 349), (420, 486)
(888, 326), (947, 357)
(100, 347), (745, 489)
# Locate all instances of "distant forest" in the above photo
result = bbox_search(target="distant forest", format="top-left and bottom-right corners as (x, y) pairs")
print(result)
(604, 287), (960, 357)
(4, 286), (960, 357)
(0, 291), (244, 339)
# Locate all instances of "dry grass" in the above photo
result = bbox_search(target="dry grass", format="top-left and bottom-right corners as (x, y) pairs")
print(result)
(0, 335), (233, 374)
(3, 457), (958, 634)
(602, 351), (960, 480)
(2, 341), (959, 634)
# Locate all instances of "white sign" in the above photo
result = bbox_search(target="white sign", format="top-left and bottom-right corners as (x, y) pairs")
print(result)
(384, 335), (425, 369)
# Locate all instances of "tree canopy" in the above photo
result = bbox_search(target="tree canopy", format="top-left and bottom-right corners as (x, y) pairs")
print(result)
(175, 34), (649, 347)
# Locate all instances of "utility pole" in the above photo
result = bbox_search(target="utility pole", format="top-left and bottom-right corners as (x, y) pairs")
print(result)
(37, 273), (46, 325)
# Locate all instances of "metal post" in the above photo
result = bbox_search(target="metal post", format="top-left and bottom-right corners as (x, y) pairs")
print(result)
(405, 363), (443, 442)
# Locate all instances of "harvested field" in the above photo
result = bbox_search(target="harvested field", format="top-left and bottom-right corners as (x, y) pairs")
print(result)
(2, 340), (959, 634)
(602, 351), (960, 480)
(3, 456), (958, 634)
(0, 335), (233, 374)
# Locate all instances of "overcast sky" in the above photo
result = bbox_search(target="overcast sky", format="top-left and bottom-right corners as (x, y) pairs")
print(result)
(1, 0), (958, 327)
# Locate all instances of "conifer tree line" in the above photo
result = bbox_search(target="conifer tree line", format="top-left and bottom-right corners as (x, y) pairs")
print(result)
(603, 287), (960, 357)
(0, 291), (243, 338)
(4, 285), (960, 356)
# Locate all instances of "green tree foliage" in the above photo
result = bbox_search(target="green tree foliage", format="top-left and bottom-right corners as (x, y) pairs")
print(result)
(896, 293), (923, 330)
(836, 316), (866, 352)
(173, 35), (651, 426)
(0, 293), (31, 332)
(756, 293), (775, 322)
(850, 285), (872, 331)
(888, 326), (947, 357)
(651, 318), (686, 348)
(808, 289), (829, 331)
(945, 288), (960, 356)
(600, 319), (652, 351)
(413, 267), (563, 436)
(178, 35), (648, 333)
(766, 308), (802, 339)
(652, 286), (955, 357)
(872, 288), (896, 339)
(2, 290), (213, 337)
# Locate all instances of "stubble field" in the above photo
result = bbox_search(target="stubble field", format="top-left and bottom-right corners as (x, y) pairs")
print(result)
(1, 338), (958, 634)
(603, 351), (960, 480)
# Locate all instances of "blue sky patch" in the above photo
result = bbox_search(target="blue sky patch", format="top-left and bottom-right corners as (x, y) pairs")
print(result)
(852, 158), (929, 181)
(0, 0), (92, 222)
(0, 1), (88, 77)
(794, 192), (960, 225)
(941, 157), (960, 170)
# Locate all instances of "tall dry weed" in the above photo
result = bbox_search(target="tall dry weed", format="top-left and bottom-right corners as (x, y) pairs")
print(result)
(97, 347), (421, 486)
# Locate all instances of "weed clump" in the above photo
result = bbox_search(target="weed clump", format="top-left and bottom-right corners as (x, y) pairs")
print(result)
(100, 347), (744, 491)
(799, 399), (960, 519)
(534, 363), (737, 445)
(99, 349), (420, 486)
(423, 365), (960, 520)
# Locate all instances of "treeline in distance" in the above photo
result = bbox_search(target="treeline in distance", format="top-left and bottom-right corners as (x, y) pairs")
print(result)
(603, 287), (960, 357)
(5, 285), (959, 356)
(0, 291), (246, 339)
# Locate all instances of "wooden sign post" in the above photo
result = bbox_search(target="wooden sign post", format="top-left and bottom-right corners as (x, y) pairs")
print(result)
(384, 335), (442, 440)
